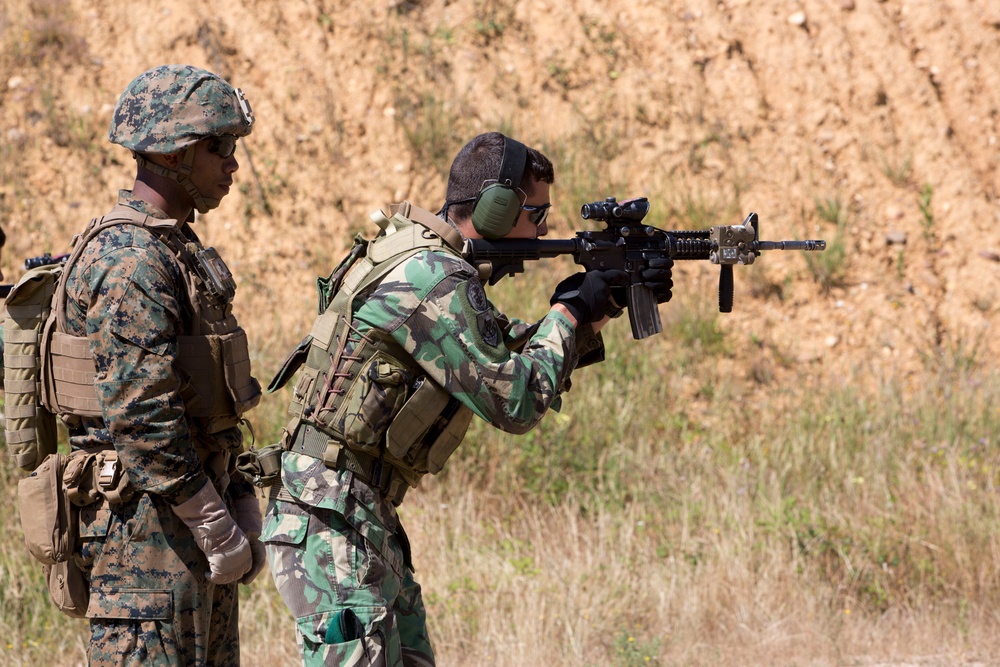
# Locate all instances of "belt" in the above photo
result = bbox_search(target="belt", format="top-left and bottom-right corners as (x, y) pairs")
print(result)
(288, 423), (408, 506)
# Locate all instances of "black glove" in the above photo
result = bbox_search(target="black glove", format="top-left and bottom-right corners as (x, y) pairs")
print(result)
(550, 269), (628, 324)
(643, 257), (674, 304)
(610, 258), (675, 307)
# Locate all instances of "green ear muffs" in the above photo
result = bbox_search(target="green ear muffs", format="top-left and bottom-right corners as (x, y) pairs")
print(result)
(471, 136), (528, 239)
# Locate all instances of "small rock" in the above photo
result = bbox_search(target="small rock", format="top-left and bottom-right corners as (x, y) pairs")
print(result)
(788, 11), (807, 26)
(840, 0), (855, 10)
(825, 335), (840, 348)
(7, 75), (24, 89)
(886, 230), (907, 246)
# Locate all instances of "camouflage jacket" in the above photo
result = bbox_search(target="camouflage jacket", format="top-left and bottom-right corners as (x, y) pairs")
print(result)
(355, 247), (591, 430)
(279, 231), (604, 529)
(63, 191), (252, 503)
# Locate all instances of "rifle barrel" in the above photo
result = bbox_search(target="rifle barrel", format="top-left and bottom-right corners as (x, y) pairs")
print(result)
(757, 240), (827, 251)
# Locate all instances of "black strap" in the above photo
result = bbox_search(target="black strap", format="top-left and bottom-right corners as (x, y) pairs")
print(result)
(497, 135), (528, 188)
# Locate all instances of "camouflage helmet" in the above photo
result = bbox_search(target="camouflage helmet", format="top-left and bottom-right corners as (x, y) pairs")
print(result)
(108, 64), (254, 154)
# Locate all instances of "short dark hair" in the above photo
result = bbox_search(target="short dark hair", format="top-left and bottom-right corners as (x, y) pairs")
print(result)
(444, 132), (554, 223)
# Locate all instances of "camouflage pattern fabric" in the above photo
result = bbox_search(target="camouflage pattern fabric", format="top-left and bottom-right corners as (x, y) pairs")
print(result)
(78, 492), (241, 666)
(358, 247), (580, 430)
(109, 64), (253, 155)
(265, 456), (433, 667)
(64, 191), (253, 666)
(267, 239), (593, 665)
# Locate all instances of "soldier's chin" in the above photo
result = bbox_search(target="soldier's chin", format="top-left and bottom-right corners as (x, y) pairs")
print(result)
(195, 197), (223, 214)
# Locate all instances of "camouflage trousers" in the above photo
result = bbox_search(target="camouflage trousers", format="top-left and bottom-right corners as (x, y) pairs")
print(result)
(263, 493), (434, 666)
(77, 491), (241, 666)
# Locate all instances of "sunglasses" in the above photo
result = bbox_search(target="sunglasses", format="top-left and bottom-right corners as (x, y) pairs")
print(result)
(521, 202), (551, 226)
(207, 135), (239, 158)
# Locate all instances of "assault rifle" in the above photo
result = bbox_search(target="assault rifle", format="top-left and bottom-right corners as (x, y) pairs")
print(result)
(463, 197), (827, 340)
(0, 253), (70, 298)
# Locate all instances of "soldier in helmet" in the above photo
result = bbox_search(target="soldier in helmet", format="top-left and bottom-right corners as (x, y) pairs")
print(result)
(260, 132), (673, 665)
(53, 65), (264, 666)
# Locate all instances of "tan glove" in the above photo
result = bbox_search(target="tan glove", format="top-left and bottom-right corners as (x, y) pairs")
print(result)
(172, 481), (252, 584)
(233, 493), (267, 585)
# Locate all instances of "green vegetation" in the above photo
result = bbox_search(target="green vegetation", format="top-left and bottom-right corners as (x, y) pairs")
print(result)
(804, 198), (848, 291)
(878, 149), (914, 187)
(919, 182), (935, 245)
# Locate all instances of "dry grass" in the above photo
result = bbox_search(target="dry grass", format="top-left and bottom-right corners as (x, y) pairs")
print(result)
(5, 299), (999, 666)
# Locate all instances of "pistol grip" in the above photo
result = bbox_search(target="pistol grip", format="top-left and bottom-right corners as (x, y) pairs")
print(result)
(719, 265), (734, 313)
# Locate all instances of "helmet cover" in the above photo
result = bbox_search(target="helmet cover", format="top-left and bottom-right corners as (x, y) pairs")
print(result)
(109, 64), (254, 154)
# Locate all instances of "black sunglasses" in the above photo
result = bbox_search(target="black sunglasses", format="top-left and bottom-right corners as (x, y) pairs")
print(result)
(207, 135), (239, 158)
(521, 202), (551, 226)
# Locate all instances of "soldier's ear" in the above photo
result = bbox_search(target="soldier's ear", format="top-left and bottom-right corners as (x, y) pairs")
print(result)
(161, 153), (182, 169)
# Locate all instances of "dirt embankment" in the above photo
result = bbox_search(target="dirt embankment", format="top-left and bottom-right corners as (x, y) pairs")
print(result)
(1, 0), (999, 380)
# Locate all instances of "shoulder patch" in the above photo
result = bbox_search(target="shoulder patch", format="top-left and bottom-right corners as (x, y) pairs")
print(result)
(465, 280), (490, 313)
(477, 311), (500, 347)
(466, 281), (498, 344)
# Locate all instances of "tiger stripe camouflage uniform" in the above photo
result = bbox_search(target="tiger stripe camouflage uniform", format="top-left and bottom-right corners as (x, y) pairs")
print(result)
(264, 212), (603, 666)
(66, 191), (256, 666)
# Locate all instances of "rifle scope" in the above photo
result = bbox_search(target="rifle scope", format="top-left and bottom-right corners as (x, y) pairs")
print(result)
(580, 197), (650, 222)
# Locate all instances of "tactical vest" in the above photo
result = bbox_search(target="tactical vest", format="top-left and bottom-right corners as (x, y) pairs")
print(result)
(269, 203), (474, 504)
(41, 205), (262, 442)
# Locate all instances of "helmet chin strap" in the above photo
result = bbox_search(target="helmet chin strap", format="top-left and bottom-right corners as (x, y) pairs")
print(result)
(134, 146), (221, 214)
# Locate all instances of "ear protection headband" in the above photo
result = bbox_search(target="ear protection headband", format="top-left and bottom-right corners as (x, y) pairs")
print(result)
(471, 135), (529, 239)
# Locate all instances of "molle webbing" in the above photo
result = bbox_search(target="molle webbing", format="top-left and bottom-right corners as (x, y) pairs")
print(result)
(282, 203), (472, 498)
(42, 206), (260, 426)
(2, 265), (61, 470)
(43, 329), (257, 420)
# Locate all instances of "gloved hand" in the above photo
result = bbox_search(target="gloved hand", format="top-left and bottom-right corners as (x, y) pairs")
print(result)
(172, 481), (252, 585)
(550, 269), (628, 324)
(644, 257), (674, 304)
(610, 258), (675, 308)
(233, 493), (267, 585)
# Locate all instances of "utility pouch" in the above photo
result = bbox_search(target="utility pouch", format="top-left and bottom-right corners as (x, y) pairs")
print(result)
(425, 401), (473, 474)
(236, 443), (285, 488)
(385, 378), (449, 459)
(43, 559), (89, 619)
(220, 328), (263, 416)
(62, 450), (102, 507)
(386, 377), (473, 474)
(324, 351), (408, 453)
(18, 453), (91, 618)
(17, 453), (74, 565)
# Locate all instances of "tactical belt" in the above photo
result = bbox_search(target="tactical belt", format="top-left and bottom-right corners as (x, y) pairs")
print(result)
(288, 423), (408, 506)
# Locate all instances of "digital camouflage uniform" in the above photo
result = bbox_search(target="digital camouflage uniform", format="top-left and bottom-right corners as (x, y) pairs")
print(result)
(65, 192), (256, 666)
(53, 65), (260, 667)
(264, 211), (602, 666)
